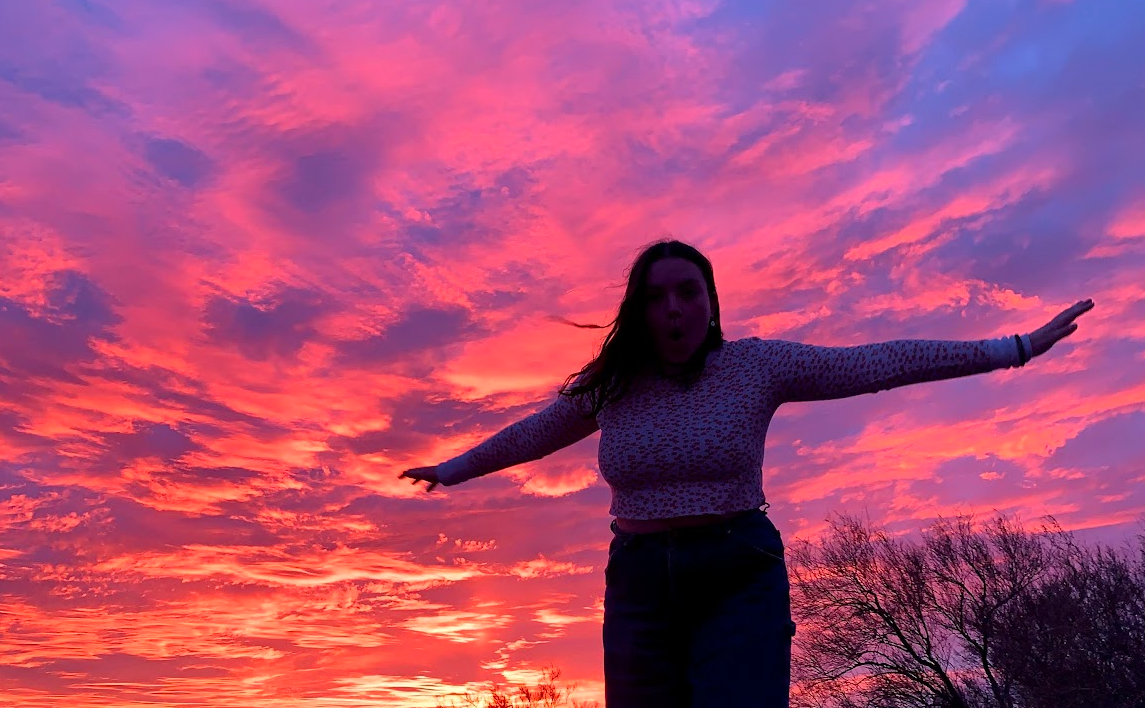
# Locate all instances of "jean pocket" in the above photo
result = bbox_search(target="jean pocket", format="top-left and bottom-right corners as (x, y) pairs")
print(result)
(605, 531), (636, 578)
(727, 523), (786, 567)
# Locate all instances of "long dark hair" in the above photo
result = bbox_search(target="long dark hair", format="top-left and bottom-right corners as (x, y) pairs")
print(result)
(551, 239), (725, 416)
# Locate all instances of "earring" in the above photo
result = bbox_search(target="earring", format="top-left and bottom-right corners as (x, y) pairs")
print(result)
(709, 319), (716, 327)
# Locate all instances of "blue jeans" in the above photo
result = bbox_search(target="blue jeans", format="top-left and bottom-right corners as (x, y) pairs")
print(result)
(603, 508), (795, 707)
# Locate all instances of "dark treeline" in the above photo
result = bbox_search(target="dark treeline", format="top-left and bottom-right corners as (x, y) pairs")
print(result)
(435, 514), (1145, 708)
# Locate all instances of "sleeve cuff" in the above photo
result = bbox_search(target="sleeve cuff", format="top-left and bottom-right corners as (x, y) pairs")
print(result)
(435, 453), (474, 487)
(987, 334), (1034, 369)
(985, 335), (1022, 369)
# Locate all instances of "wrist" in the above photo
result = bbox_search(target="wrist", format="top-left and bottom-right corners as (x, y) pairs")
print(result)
(1013, 333), (1034, 366)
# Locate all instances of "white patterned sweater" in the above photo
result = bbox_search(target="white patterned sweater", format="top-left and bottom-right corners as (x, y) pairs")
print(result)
(436, 336), (1027, 520)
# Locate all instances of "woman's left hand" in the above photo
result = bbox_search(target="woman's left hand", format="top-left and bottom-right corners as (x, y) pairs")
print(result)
(1029, 299), (1095, 358)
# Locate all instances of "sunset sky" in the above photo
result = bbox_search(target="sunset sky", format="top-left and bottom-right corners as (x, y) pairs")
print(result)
(1, 0), (1144, 705)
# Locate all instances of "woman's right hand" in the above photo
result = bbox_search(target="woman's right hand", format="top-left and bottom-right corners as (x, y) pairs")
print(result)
(399, 465), (442, 493)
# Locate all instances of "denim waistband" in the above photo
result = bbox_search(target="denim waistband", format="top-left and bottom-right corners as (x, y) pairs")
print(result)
(610, 506), (766, 539)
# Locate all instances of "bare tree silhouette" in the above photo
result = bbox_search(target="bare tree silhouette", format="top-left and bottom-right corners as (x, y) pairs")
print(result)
(991, 532), (1145, 708)
(788, 513), (1145, 708)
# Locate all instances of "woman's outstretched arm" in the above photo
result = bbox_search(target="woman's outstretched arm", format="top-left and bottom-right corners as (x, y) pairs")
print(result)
(762, 299), (1094, 404)
(401, 382), (599, 491)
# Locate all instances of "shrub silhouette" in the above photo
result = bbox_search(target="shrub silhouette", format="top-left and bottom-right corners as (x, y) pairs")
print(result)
(435, 665), (598, 708)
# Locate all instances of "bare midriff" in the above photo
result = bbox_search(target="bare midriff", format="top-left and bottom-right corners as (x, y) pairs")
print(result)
(614, 509), (752, 534)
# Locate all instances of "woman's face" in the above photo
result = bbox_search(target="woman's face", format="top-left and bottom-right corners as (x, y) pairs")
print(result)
(642, 257), (713, 366)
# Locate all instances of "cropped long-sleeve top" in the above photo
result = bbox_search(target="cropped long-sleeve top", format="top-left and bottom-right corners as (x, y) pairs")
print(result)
(435, 336), (1028, 520)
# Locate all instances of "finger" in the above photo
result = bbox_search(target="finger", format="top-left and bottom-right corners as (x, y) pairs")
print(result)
(1052, 324), (1078, 343)
(1062, 300), (1092, 315)
(1058, 309), (1085, 326)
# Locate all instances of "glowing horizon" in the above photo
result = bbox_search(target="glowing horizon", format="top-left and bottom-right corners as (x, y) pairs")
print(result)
(2, 0), (1143, 705)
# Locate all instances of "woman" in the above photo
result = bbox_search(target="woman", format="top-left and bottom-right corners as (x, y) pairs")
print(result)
(399, 239), (1094, 708)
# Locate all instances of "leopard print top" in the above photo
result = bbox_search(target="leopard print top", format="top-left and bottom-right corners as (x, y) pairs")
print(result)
(436, 336), (1025, 520)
